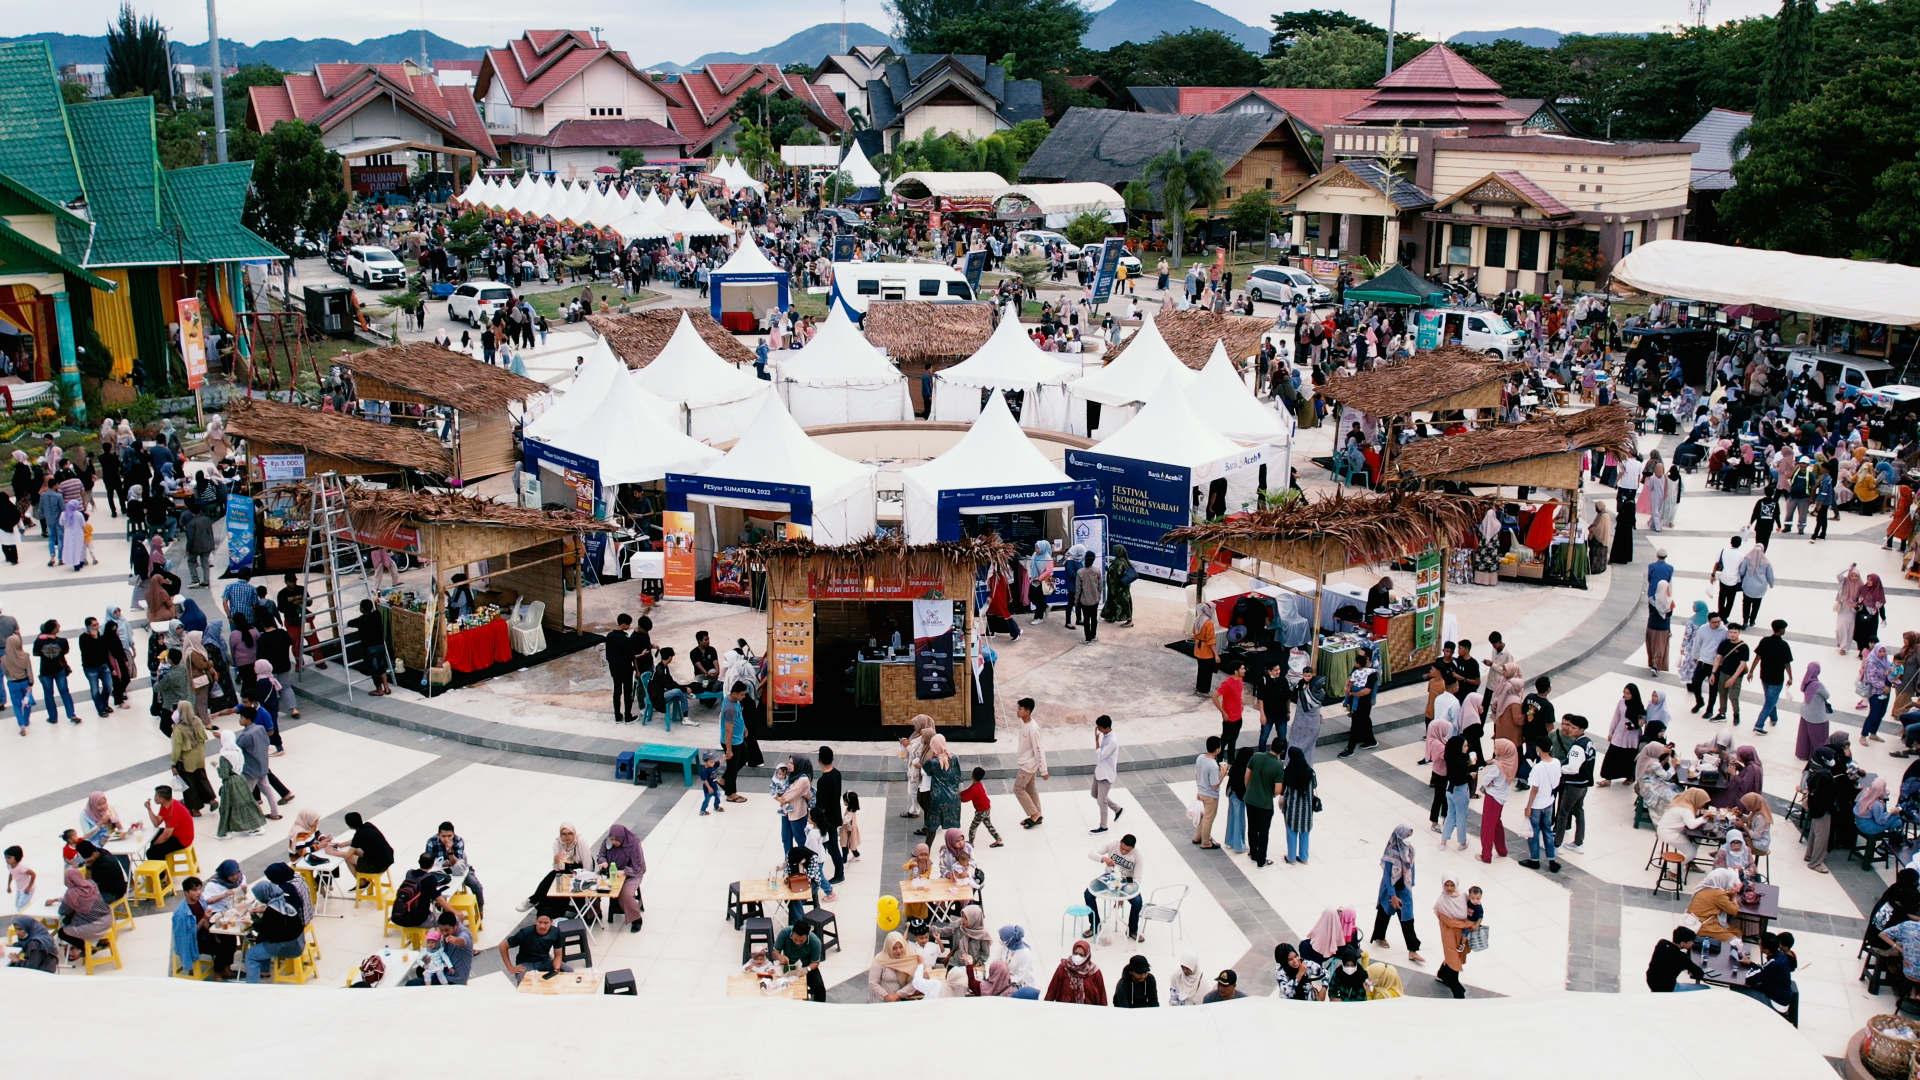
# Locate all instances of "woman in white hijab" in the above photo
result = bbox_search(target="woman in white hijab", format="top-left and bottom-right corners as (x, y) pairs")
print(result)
(1168, 948), (1204, 1005)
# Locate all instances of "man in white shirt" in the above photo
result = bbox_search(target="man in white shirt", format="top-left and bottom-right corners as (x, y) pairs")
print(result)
(1084, 834), (1147, 942)
(1013, 698), (1049, 829)
(1090, 715), (1122, 834)
(1710, 534), (1746, 622)
(1520, 742), (1563, 873)
(1193, 737), (1223, 848)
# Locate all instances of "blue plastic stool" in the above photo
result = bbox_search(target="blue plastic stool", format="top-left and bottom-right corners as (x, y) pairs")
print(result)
(615, 752), (636, 781)
(1061, 904), (1094, 945)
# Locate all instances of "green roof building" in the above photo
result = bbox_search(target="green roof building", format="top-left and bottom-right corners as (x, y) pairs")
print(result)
(0, 40), (285, 414)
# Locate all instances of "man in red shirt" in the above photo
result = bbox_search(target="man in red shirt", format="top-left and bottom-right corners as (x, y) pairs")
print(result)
(145, 785), (194, 860)
(1211, 658), (1246, 755)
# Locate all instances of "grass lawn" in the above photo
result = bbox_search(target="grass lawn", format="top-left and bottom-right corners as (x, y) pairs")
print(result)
(527, 287), (662, 322)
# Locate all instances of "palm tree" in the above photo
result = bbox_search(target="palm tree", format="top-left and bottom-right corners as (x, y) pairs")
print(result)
(104, 3), (174, 104)
(1141, 144), (1224, 268)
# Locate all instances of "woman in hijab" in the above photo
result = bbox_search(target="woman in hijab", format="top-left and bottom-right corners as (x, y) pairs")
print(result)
(954, 903), (993, 966)
(1634, 741), (1681, 820)
(939, 827), (973, 882)
(1045, 939), (1108, 1005)
(205, 413), (228, 461)
(1026, 540), (1054, 623)
(1288, 668), (1326, 764)
(1731, 791), (1773, 858)
(1797, 662), (1832, 761)
(243, 879), (305, 982)
(1861, 643), (1895, 741)
(996, 924), (1039, 997)
(182, 630), (213, 716)
(1279, 745), (1318, 865)
(204, 860), (247, 913)
(9, 914), (59, 973)
(1869, 868), (1920, 946)
(1836, 566), (1864, 654)
(1647, 578), (1674, 673)
(1366, 960), (1404, 999)
(1168, 948), (1204, 1005)
(1479, 738), (1518, 863)
(868, 931), (923, 1001)
(1857, 776), (1901, 836)
(55, 500), (84, 571)
(1224, 746), (1253, 854)
(170, 701), (216, 814)
(1190, 603), (1218, 695)
(1712, 746), (1765, 812)
(1658, 788), (1714, 860)
(214, 749), (266, 838)
(55, 867), (111, 959)
(144, 561), (178, 625)
(1105, 541), (1128, 626)
(1425, 716), (1453, 831)
(924, 734), (962, 836)
(1713, 828), (1756, 879)
(264, 862), (311, 927)
(1369, 824), (1424, 963)
(978, 958), (1017, 998)
(103, 606), (133, 706)
(1686, 867), (1744, 950)
(286, 808), (325, 860)
(1678, 600), (1712, 692)
(80, 791), (121, 845)
(599, 823), (646, 932)
(1661, 463), (1684, 528)
(1433, 876), (1479, 999)
(1490, 668), (1525, 751)
(0, 491), (21, 565)
(9, 449), (37, 510)
(179, 598), (209, 636)
(520, 823), (593, 919)
(1301, 907), (1356, 965)
(1599, 684), (1647, 786)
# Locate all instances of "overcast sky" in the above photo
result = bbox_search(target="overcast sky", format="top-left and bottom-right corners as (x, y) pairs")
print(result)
(43, 0), (1789, 64)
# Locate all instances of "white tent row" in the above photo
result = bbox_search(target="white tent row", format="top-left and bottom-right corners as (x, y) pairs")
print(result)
(931, 304), (1081, 431)
(712, 155), (766, 193)
(522, 346), (722, 485)
(902, 390), (1076, 544)
(632, 313), (771, 441)
(1067, 312), (1195, 438)
(657, 195), (735, 238)
(772, 305), (911, 424)
(1612, 238), (1920, 326)
(1189, 339), (1293, 481)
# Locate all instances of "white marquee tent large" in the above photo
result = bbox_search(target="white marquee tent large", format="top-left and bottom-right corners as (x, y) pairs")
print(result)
(993, 183), (1127, 227)
(772, 305), (910, 425)
(522, 347), (722, 490)
(1091, 373), (1269, 519)
(1189, 340), (1292, 471)
(631, 313), (771, 441)
(1067, 312), (1196, 438)
(1613, 239), (1920, 326)
(715, 156), (766, 193)
(902, 390), (1078, 544)
(666, 197), (735, 239)
(930, 304), (1081, 430)
(687, 392), (877, 545)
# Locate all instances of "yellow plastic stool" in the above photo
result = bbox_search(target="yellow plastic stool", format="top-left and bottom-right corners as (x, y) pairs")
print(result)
(131, 860), (173, 906)
(449, 890), (482, 932)
(171, 954), (213, 980)
(166, 846), (200, 880)
(83, 926), (122, 974)
(303, 924), (321, 964)
(271, 951), (314, 984)
(108, 895), (136, 932)
(396, 925), (428, 949)
(353, 870), (392, 910)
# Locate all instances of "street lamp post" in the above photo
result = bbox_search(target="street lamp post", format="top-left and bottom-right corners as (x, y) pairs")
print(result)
(207, 0), (226, 163)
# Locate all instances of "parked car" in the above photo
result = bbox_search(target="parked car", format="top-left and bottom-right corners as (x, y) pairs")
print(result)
(1013, 229), (1081, 258)
(1433, 307), (1523, 360)
(344, 245), (407, 287)
(448, 281), (517, 327)
(1246, 264), (1330, 304)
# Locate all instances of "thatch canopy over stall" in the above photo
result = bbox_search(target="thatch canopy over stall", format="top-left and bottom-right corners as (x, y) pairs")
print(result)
(1103, 309), (1274, 370)
(332, 342), (547, 483)
(861, 301), (997, 415)
(588, 308), (757, 367)
(1392, 405), (1638, 490)
(745, 534), (1014, 591)
(226, 396), (453, 479)
(1167, 490), (1494, 578)
(1318, 346), (1528, 417)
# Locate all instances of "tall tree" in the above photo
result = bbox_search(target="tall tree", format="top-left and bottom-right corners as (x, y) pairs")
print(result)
(1113, 29), (1264, 87)
(104, 2), (174, 103)
(1142, 144), (1223, 268)
(244, 121), (346, 256)
(888, 0), (991, 52)
(1756, 0), (1816, 121)
(1268, 9), (1384, 57)
(1262, 27), (1430, 89)
(915, 0), (1092, 80)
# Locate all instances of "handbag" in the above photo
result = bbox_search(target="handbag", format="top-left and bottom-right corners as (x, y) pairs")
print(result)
(1463, 924), (1491, 952)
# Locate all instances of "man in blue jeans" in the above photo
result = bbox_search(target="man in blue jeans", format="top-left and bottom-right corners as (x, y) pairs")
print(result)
(77, 617), (115, 719)
(1519, 742), (1562, 872)
(1083, 834), (1146, 943)
(1750, 619), (1794, 734)
(33, 619), (75, 724)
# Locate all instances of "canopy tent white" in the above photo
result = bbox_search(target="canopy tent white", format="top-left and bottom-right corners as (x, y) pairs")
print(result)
(772, 305), (910, 425)
(1067, 312), (1196, 438)
(671, 197), (735, 239)
(607, 209), (670, 243)
(1090, 374), (1270, 520)
(587, 184), (627, 227)
(551, 182), (591, 225)
(522, 347), (721, 488)
(631, 313), (771, 441)
(1613, 239), (1920, 327)
(708, 239), (791, 327)
(1188, 340), (1292, 467)
(902, 391), (1078, 543)
(638, 188), (665, 219)
(503, 174), (535, 214)
(511, 330), (611, 388)
(717, 156), (766, 192)
(840, 141), (883, 189)
(518, 178), (555, 221)
(455, 175), (486, 206)
(931, 304), (1081, 430)
(689, 392), (877, 545)
(993, 183), (1127, 227)
(892, 172), (1014, 202)
(480, 178), (507, 209)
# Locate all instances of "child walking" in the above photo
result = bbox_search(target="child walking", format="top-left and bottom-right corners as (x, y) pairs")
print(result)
(699, 752), (723, 815)
(962, 766), (1003, 847)
(6, 844), (35, 911)
(838, 791), (861, 862)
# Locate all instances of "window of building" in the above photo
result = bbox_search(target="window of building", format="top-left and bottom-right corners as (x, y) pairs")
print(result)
(1517, 229), (1541, 272)
(1447, 223), (1473, 266)
(1622, 227), (1636, 257)
(588, 107), (624, 117)
(1484, 227), (1509, 269)
(1596, 165), (1604, 173)
(1596, 185), (1603, 192)
(1264, 177), (1272, 190)
(1579, 184), (1587, 192)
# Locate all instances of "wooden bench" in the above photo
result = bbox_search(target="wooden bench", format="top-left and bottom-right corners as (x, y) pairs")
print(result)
(632, 743), (700, 787)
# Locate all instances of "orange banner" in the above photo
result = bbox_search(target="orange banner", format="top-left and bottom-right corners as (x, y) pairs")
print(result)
(177, 297), (207, 390)
(771, 600), (814, 705)
(662, 510), (696, 600)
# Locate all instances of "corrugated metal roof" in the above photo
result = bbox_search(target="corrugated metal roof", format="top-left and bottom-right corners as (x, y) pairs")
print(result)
(1682, 107), (1752, 191)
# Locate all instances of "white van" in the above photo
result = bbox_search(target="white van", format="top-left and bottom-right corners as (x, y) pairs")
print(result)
(1246, 264), (1330, 304)
(829, 261), (976, 320)
(1783, 350), (1896, 400)
(1435, 308), (1523, 360)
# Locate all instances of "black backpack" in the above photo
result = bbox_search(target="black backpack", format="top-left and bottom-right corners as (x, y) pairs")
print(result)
(391, 872), (437, 926)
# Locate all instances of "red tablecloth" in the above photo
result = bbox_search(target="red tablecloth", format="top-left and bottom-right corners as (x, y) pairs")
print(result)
(444, 618), (512, 672)
(719, 311), (758, 333)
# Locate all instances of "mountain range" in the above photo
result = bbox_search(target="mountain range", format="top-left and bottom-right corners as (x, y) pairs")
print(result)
(0, 30), (486, 71)
(1447, 27), (1566, 48)
(647, 22), (897, 73)
(1083, 0), (1269, 53)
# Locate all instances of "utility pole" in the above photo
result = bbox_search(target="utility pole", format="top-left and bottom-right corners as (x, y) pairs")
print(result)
(1384, 0), (1398, 77)
(206, 0), (226, 162)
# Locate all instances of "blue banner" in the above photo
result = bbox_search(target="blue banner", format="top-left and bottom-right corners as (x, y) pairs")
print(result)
(963, 250), (989, 292)
(1090, 237), (1127, 306)
(665, 474), (815, 525)
(524, 438), (604, 518)
(1064, 449), (1191, 583)
(225, 495), (255, 575)
(935, 481), (1097, 542)
(832, 235), (858, 262)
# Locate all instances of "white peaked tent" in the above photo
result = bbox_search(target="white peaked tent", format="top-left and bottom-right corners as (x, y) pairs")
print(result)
(456, 175), (485, 206)
(931, 304), (1081, 430)
(1188, 340), (1292, 469)
(520, 178), (556, 221)
(689, 392), (877, 545)
(902, 391), (1079, 543)
(608, 210), (670, 243)
(840, 141), (882, 188)
(773, 305), (909, 425)
(631, 313), (771, 441)
(523, 347), (722, 488)
(709, 239), (791, 327)
(590, 185), (627, 227)
(550, 182), (587, 224)
(638, 189), (665, 219)
(1067, 312), (1196, 438)
(1092, 373), (1269, 520)
(718, 156), (766, 192)
(505, 174), (536, 214)
(674, 197), (735, 238)
(512, 330), (612, 388)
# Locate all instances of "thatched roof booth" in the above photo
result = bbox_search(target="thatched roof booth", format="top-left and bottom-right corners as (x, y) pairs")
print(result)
(1319, 346), (1528, 417)
(860, 301), (997, 415)
(1103, 309), (1275, 369)
(342, 487), (614, 688)
(743, 534), (1012, 740)
(1392, 405), (1638, 490)
(225, 396), (454, 481)
(1167, 490), (1493, 676)
(332, 342), (547, 484)
(587, 308), (757, 367)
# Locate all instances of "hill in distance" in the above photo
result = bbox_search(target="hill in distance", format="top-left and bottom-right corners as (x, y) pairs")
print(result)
(1083, 0), (1269, 53)
(649, 22), (898, 73)
(0, 30), (487, 71)
(1447, 27), (1566, 48)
